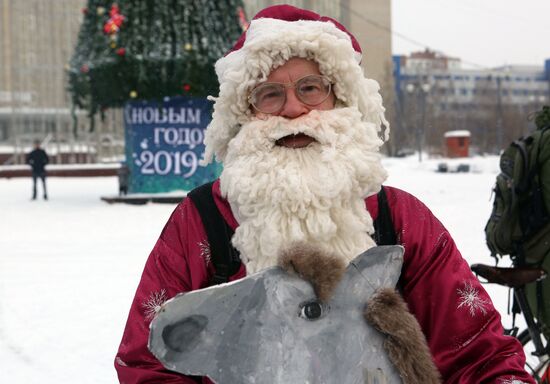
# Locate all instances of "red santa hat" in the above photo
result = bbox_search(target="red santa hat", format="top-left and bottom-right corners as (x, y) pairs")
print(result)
(202, 5), (389, 164)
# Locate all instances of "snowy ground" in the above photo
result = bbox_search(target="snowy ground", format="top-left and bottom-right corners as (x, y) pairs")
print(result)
(0, 155), (520, 383)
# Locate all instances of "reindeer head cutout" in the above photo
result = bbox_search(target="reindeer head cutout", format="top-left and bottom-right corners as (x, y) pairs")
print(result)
(148, 245), (407, 383)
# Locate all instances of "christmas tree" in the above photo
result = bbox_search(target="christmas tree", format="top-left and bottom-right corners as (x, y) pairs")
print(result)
(68, 0), (246, 121)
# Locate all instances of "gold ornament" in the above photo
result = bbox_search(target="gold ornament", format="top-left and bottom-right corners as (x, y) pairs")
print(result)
(129, 91), (138, 98)
(110, 41), (117, 48)
(184, 43), (193, 51)
(97, 6), (105, 16)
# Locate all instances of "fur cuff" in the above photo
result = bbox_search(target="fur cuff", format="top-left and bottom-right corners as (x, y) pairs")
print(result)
(364, 288), (441, 384)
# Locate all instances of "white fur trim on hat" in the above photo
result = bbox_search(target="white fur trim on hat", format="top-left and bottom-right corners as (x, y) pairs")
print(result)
(201, 17), (389, 165)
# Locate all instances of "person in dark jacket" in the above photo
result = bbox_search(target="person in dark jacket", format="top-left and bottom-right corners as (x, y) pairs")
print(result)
(26, 140), (49, 200)
(118, 162), (130, 196)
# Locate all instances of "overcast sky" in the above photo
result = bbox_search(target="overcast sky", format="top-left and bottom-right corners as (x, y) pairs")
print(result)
(391, 0), (550, 69)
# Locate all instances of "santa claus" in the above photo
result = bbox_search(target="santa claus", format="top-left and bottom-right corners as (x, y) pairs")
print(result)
(115, 5), (534, 384)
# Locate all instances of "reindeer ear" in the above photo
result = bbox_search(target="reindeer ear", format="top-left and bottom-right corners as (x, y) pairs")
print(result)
(349, 245), (404, 288)
(332, 245), (404, 300)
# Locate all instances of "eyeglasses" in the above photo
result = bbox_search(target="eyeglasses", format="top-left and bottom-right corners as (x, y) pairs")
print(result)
(248, 74), (332, 114)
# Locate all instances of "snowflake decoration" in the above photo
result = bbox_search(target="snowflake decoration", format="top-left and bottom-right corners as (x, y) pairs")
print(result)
(457, 281), (489, 317)
(198, 239), (212, 266)
(499, 377), (527, 384)
(142, 289), (168, 321)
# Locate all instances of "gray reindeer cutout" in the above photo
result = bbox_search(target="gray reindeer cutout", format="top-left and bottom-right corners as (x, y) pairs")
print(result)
(149, 245), (405, 384)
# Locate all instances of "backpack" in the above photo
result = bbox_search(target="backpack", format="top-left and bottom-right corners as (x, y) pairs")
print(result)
(188, 182), (396, 285)
(485, 106), (550, 265)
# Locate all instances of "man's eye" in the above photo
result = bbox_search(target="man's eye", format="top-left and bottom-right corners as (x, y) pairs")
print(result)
(260, 91), (281, 100)
(298, 84), (322, 94)
(255, 87), (283, 102)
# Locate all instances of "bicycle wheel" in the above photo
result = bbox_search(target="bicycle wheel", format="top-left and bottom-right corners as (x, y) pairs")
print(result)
(517, 329), (549, 383)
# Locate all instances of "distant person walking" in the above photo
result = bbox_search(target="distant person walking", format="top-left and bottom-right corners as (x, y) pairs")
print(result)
(118, 162), (129, 196)
(26, 140), (49, 200)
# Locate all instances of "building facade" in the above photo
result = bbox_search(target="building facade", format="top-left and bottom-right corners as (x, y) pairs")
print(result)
(394, 49), (550, 154)
(1, 0), (392, 164)
(0, 0), (124, 164)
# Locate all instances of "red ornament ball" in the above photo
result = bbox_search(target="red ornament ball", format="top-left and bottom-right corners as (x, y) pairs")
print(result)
(116, 47), (126, 56)
(80, 64), (89, 73)
(183, 84), (191, 92)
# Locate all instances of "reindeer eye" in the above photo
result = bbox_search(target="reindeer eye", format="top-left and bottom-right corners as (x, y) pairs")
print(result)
(299, 300), (327, 320)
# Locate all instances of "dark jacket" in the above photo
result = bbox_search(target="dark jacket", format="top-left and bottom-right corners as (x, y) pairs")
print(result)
(26, 148), (49, 173)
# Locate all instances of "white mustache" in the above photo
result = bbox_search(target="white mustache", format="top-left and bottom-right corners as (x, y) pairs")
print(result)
(252, 111), (337, 146)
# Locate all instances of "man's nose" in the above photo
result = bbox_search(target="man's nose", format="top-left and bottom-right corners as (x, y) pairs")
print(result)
(278, 88), (309, 119)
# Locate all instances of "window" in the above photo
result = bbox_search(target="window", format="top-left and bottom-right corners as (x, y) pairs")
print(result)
(45, 121), (56, 134)
(0, 120), (8, 141)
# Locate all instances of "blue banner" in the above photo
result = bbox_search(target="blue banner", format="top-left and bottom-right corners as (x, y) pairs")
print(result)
(124, 96), (222, 193)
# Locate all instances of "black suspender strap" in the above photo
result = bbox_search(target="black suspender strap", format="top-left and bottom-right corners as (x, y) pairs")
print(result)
(373, 187), (397, 246)
(373, 187), (400, 291)
(187, 182), (242, 285)
(188, 183), (396, 285)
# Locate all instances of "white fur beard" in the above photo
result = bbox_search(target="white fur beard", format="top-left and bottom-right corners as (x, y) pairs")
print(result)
(219, 107), (388, 274)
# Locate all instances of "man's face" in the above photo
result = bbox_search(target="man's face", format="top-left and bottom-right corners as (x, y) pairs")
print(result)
(250, 58), (336, 149)
(221, 58), (387, 272)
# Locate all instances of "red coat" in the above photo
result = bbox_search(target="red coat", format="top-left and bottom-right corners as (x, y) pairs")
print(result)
(115, 181), (533, 383)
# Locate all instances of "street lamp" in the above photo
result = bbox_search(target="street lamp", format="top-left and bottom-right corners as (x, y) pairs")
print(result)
(495, 75), (503, 152)
(488, 71), (510, 153)
(406, 82), (431, 162)
(529, 94), (546, 108)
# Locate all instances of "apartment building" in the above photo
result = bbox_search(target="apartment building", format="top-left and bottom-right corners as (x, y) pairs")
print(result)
(393, 49), (550, 153)
(396, 50), (549, 113)
(0, 0), (126, 164)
